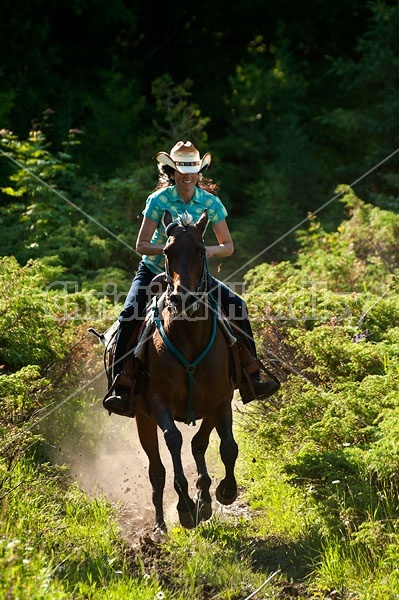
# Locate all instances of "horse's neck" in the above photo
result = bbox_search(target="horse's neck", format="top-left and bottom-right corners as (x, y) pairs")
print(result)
(163, 303), (213, 358)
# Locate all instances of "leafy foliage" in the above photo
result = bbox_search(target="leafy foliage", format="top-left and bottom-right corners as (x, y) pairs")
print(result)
(241, 188), (399, 593)
(0, 254), (110, 474)
(318, 2), (399, 209)
(0, 127), (148, 285)
(2, 2), (399, 269)
(0, 256), (70, 372)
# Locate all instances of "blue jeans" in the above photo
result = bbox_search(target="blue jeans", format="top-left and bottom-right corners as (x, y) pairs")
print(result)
(119, 261), (157, 322)
(114, 260), (257, 375)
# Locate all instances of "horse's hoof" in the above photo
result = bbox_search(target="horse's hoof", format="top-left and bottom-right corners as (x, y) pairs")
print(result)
(197, 500), (212, 523)
(178, 510), (196, 529)
(153, 524), (167, 542)
(216, 484), (238, 506)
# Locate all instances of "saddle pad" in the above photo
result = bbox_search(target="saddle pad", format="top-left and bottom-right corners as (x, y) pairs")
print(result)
(134, 318), (155, 361)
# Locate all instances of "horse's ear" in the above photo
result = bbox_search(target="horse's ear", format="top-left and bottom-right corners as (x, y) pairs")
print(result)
(195, 210), (208, 235)
(163, 210), (173, 229)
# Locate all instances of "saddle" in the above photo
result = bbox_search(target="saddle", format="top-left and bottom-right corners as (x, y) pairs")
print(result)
(88, 319), (145, 418)
(89, 285), (279, 418)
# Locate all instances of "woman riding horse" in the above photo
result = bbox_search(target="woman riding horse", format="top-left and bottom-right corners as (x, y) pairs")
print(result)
(139, 209), (239, 530)
(104, 140), (279, 414)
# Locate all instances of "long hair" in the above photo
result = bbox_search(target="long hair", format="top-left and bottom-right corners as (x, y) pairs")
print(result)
(155, 164), (219, 195)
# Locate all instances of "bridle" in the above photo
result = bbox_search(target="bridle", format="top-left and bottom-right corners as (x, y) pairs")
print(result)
(163, 225), (212, 317)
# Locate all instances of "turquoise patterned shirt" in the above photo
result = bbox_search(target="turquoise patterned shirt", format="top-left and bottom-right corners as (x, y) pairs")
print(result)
(141, 185), (228, 274)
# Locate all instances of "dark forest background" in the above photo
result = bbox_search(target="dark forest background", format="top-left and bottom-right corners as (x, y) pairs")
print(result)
(1, 0), (398, 285)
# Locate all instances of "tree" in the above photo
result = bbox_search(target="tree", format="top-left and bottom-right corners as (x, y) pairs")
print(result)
(317, 1), (399, 210)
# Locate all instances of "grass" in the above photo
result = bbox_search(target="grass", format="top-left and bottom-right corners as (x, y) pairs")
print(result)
(130, 516), (287, 600)
(4, 395), (399, 598)
(310, 515), (399, 599)
(0, 448), (282, 599)
(158, 521), (260, 599)
(0, 454), (164, 599)
(0, 400), (295, 600)
(232, 410), (399, 598)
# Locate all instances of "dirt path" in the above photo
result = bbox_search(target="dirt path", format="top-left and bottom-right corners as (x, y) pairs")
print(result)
(54, 398), (232, 545)
(44, 347), (246, 547)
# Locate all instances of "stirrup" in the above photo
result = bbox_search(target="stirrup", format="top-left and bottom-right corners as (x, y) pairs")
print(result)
(239, 357), (281, 404)
(239, 369), (257, 404)
(102, 374), (136, 418)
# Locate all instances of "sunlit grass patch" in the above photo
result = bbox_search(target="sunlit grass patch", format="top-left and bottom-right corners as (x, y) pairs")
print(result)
(158, 517), (281, 600)
(0, 454), (165, 599)
(312, 530), (399, 600)
(236, 424), (319, 538)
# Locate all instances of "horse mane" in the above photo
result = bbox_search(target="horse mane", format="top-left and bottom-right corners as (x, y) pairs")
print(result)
(176, 211), (193, 227)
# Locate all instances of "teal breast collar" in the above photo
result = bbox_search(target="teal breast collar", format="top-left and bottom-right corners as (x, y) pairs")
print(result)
(151, 294), (218, 425)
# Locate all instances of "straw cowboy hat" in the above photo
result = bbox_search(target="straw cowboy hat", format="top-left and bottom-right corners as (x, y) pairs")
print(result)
(156, 141), (211, 174)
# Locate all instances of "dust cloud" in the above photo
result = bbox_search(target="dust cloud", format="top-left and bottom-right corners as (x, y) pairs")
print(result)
(46, 390), (224, 542)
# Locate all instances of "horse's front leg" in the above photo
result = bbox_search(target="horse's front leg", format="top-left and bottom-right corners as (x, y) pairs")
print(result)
(215, 406), (238, 505)
(191, 418), (214, 523)
(135, 412), (167, 535)
(154, 402), (196, 529)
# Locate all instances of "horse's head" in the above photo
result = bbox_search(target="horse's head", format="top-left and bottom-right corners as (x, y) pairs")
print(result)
(162, 210), (209, 317)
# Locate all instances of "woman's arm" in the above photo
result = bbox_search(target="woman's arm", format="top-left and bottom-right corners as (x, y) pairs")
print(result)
(206, 219), (234, 259)
(136, 215), (234, 258)
(135, 217), (164, 256)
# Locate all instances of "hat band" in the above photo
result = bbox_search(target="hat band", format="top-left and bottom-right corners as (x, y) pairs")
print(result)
(175, 161), (201, 166)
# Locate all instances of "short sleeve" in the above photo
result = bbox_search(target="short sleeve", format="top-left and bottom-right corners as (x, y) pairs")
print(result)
(208, 195), (228, 224)
(142, 193), (165, 223)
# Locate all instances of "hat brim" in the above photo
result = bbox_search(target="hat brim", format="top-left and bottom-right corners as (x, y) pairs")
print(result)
(200, 152), (211, 171)
(156, 151), (212, 174)
(156, 152), (177, 170)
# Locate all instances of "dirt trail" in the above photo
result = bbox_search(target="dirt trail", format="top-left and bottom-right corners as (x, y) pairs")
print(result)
(54, 399), (229, 545)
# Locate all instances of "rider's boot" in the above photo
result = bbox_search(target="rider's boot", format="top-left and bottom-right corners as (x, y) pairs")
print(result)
(103, 370), (134, 416)
(103, 385), (131, 414)
(247, 370), (280, 403)
(103, 349), (137, 416)
(238, 341), (280, 404)
(103, 322), (138, 416)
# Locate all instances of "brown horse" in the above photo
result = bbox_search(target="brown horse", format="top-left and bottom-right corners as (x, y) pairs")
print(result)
(135, 210), (238, 533)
